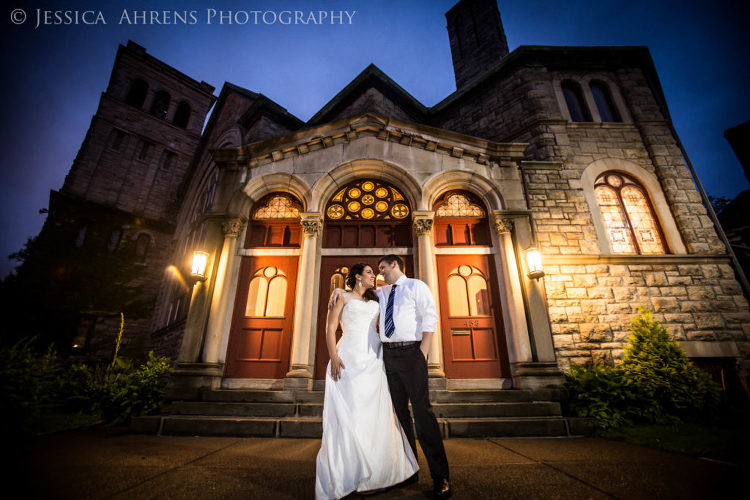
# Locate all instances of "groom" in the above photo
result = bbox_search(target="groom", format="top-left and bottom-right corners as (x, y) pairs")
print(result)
(331, 254), (451, 498)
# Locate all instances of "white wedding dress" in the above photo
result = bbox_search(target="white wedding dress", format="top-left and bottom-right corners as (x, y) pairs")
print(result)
(315, 299), (419, 500)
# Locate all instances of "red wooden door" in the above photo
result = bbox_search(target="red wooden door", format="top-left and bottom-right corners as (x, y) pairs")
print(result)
(313, 256), (413, 379)
(436, 254), (509, 378)
(225, 256), (298, 379)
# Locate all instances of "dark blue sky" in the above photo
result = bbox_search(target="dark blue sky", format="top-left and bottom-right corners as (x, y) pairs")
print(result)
(1, 0), (749, 277)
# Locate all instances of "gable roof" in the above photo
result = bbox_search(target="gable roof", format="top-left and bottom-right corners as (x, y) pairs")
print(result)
(306, 64), (429, 126)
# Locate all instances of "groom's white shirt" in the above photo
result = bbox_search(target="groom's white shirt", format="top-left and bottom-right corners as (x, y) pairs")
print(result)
(375, 274), (438, 343)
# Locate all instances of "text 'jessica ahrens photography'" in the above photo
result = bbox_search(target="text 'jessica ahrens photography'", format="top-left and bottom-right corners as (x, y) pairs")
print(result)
(16, 9), (358, 29)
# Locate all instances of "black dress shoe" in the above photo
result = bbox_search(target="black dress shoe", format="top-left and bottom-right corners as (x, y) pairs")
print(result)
(433, 478), (452, 499)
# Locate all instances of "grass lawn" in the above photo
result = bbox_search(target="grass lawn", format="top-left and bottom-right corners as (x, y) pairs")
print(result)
(599, 418), (750, 466)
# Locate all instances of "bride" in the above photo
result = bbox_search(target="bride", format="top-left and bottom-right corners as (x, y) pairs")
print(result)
(315, 263), (418, 500)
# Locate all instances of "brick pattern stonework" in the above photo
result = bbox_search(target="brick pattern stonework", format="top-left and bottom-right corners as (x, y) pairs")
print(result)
(545, 262), (750, 368)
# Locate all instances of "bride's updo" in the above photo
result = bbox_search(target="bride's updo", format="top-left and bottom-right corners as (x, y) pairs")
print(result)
(346, 263), (378, 302)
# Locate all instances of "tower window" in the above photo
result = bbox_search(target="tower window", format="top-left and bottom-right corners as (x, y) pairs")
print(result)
(125, 79), (148, 109)
(135, 233), (151, 261)
(590, 81), (622, 122)
(561, 80), (592, 122)
(149, 91), (171, 119)
(172, 101), (191, 128)
(110, 129), (127, 151)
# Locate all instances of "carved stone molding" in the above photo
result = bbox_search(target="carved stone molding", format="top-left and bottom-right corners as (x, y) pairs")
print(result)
(493, 217), (514, 234)
(221, 217), (244, 238)
(300, 214), (323, 236)
(414, 218), (434, 236)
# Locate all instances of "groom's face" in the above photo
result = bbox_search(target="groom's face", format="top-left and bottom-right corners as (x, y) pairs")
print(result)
(378, 260), (399, 284)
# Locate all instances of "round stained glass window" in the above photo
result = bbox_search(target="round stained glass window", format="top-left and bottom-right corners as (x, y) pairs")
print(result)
(391, 203), (409, 219)
(362, 194), (374, 205)
(348, 188), (361, 198)
(361, 208), (375, 219)
(347, 201), (361, 212)
(327, 205), (344, 219)
(362, 181), (375, 191)
(264, 266), (277, 278)
(375, 187), (388, 198)
(607, 175), (622, 187)
(375, 201), (388, 212)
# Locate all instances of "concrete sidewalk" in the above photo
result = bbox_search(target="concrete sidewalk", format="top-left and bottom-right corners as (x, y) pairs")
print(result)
(14, 427), (746, 499)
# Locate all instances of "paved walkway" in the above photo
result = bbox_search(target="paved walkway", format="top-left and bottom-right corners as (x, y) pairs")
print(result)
(14, 427), (746, 499)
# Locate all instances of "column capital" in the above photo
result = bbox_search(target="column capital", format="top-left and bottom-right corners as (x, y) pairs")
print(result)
(300, 212), (323, 236)
(413, 211), (435, 236)
(493, 216), (514, 234)
(221, 216), (246, 238)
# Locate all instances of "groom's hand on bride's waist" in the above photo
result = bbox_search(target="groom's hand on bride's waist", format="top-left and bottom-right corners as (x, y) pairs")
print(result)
(328, 288), (345, 309)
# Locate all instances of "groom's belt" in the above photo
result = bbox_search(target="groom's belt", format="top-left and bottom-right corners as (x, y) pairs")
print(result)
(382, 340), (421, 349)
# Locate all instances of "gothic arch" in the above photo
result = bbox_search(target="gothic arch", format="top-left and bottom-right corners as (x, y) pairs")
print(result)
(228, 173), (311, 215)
(581, 158), (686, 254)
(310, 159), (421, 213)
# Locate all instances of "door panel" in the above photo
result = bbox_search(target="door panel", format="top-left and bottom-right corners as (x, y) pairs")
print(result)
(313, 256), (413, 379)
(225, 255), (298, 379)
(436, 254), (509, 378)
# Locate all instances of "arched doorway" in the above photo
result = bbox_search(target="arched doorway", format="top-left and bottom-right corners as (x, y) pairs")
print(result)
(225, 193), (302, 379)
(313, 179), (414, 379)
(433, 191), (510, 378)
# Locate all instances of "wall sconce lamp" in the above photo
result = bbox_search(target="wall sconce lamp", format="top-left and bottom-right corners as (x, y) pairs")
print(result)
(191, 251), (209, 282)
(525, 246), (545, 280)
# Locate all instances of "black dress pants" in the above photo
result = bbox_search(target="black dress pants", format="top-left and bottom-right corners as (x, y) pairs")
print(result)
(383, 343), (449, 482)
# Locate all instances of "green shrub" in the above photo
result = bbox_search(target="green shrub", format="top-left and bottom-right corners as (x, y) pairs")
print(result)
(621, 310), (721, 420)
(0, 337), (62, 433)
(565, 309), (722, 430)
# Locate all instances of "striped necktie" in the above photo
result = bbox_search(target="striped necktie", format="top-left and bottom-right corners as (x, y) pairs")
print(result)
(384, 284), (398, 338)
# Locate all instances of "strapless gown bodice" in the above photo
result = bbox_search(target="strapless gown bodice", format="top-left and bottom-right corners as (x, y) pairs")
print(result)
(315, 298), (418, 500)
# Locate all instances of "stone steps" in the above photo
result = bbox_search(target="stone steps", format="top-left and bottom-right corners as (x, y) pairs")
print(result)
(131, 388), (594, 438)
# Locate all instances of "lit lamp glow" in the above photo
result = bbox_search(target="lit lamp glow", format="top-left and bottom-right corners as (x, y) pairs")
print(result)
(525, 247), (545, 280)
(191, 251), (209, 282)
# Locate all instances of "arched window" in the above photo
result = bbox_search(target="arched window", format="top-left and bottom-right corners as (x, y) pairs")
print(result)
(172, 101), (191, 128)
(561, 80), (591, 122)
(245, 266), (288, 317)
(446, 265), (491, 317)
(125, 79), (148, 109)
(149, 90), (171, 119)
(433, 191), (490, 246)
(245, 193), (302, 248)
(324, 179), (412, 248)
(135, 233), (151, 260)
(594, 172), (667, 254)
(107, 228), (122, 252)
(590, 81), (621, 123)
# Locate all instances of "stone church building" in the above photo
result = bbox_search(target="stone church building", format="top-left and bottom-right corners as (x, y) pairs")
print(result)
(33, 0), (750, 432)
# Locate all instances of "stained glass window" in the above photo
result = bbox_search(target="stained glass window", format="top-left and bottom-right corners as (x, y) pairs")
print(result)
(325, 179), (409, 220)
(254, 194), (301, 219)
(435, 193), (485, 217)
(594, 172), (666, 254)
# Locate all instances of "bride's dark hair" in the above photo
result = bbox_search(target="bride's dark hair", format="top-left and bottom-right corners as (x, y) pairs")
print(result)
(346, 263), (378, 302)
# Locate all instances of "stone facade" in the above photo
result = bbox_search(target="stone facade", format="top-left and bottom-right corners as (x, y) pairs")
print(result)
(21, 1), (750, 395)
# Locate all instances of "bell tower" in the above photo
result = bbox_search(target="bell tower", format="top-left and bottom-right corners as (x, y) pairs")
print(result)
(446, 0), (509, 89)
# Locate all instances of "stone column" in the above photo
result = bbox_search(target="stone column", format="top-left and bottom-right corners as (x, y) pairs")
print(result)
(284, 213), (322, 390)
(503, 214), (564, 390)
(491, 215), (534, 365)
(201, 216), (244, 364)
(414, 212), (445, 380)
